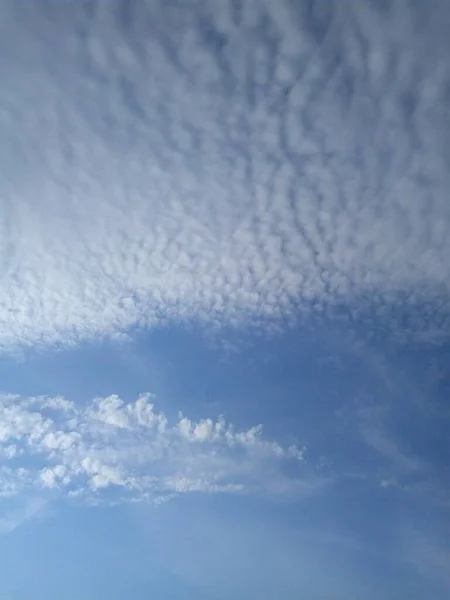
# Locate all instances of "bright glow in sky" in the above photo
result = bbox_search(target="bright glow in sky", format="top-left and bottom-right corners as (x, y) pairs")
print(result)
(0, 1), (449, 599)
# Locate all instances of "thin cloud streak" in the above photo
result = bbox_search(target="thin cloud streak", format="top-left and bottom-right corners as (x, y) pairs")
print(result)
(0, 497), (47, 535)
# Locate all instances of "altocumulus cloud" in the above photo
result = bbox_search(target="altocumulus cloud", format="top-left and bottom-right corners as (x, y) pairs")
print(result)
(0, 0), (450, 350)
(0, 393), (308, 504)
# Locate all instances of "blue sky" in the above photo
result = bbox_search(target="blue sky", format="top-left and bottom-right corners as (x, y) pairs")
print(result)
(0, 0), (449, 598)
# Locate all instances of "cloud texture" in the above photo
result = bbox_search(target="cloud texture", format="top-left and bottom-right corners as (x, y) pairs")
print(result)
(0, 0), (449, 350)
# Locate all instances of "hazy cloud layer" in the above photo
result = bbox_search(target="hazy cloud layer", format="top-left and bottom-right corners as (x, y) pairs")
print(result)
(0, 392), (307, 504)
(1, 0), (449, 350)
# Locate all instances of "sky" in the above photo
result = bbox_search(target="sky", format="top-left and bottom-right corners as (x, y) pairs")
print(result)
(0, 0), (449, 598)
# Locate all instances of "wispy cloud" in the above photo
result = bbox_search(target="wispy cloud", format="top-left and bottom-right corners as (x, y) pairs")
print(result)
(335, 383), (450, 506)
(0, 0), (449, 351)
(0, 496), (47, 535)
(0, 393), (308, 504)
(400, 526), (450, 592)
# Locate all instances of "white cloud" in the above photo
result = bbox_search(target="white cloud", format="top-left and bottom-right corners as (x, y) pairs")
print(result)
(0, 392), (307, 504)
(0, 0), (449, 351)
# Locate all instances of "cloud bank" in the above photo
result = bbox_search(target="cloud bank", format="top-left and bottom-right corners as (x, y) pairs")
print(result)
(0, 392), (306, 504)
(0, 0), (449, 350)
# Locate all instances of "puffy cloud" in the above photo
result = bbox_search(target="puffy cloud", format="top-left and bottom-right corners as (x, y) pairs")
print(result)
(0, 403), (52, 444)
(40, 464), (69, 488)
(89, 394), (167, 432)
(0, 393), (307, 504)
(0, 0), (449, 352)
(40, 431), (81, 453)
(178, 416), (225, 443)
